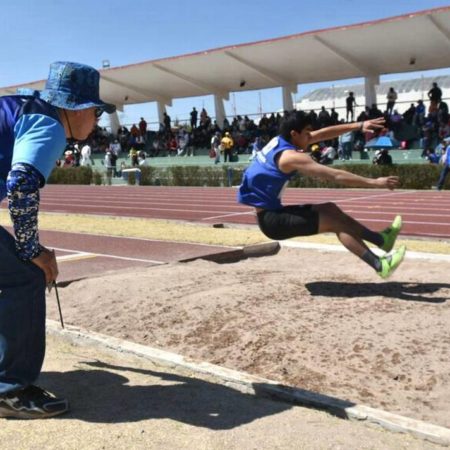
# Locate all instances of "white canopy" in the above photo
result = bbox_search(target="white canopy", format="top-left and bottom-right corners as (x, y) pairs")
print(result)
(1, 6), (449, 111)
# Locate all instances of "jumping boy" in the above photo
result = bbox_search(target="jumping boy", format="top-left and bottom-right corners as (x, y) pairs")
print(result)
(238, 111), (405, 279)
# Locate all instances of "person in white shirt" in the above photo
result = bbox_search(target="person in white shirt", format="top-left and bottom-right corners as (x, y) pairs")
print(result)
(109, 139), (121, 156)
(80, 144), (92, 166)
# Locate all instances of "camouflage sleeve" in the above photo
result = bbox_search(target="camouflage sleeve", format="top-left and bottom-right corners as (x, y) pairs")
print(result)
(6, 163), (44, 261)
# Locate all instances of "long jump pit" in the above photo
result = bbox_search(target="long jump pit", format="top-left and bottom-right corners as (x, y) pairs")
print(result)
(44, 240), (450, 444)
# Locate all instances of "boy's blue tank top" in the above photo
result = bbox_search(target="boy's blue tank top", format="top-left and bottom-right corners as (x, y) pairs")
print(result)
(237, 136), (297, 210)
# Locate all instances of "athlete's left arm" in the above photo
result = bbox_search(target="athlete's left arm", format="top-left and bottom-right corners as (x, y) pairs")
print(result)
(278, 150), (399, 190)
(308, 117), (385, 144)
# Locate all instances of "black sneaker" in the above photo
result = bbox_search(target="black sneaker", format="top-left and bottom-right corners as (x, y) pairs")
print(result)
(0, 385), (69, 419)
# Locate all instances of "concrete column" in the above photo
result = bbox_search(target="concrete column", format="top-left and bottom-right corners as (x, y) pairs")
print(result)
(214, 95), (226, 129)
(156, 102), (167, 127)
(108, 111), (121, 135)
(282, 86), (294, 111)
(364, 75), (380, 108)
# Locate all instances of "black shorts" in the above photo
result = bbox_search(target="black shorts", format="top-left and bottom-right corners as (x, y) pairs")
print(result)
(257, 205), (319, 240)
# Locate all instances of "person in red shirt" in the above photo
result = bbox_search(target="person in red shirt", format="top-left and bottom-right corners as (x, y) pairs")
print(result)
(138, 117), (147, 141)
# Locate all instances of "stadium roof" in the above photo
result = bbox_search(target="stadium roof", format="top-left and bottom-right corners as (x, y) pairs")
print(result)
(1, 6), (450, 110)
(302, 74), (450, 102)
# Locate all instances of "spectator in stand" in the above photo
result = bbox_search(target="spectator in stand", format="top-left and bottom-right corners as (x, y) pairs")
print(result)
(330, 108), (339, 125)
(138, 149), (147, 166)
(80, 143), (92, 166)
(235, 133), (248, 154)
(117, 125), (129, 151)
(167, 133), (178, 157)
(357, 107), (370, 123)
(177, 128), (189, 156)
(425, 148), (440, 164)
(151, 133), (163, 157)
(320, 145), (336, 165)
(221, 131), (234, 163)
(428, 82), (442, 113)
(403, 103), (416, 125)
(369, 104), (383, 119)
(163, 112), (171, 132)
(318, 106), (331, 128)
(190, 107), (198, 129)
(238, 115), (246, 132)
(109, 139), (121, 157)
(386, 87), (398, 115)
(211, 131), (221, 164)
(339, 130), (354, 160)
(63, 150), (75, 167)
(437, 140), (450, 190)
(138, 117), (147, 141)
(130, 124), (139, 139)
(373, 149), (393, 166)
(259, 114), (269, 131)
(435, 138), (448, 158)
(414, 100), (426, 126)
(438, 100), (449, 126)
(129, 147), (139, 167)
(184, 131), (195, 157)
(109, 149), (118, 177)
(250, 136), (264, 161)
(309, 110), (318, 128)
(72, 144), (81, 167)
(200, 108), (208, 127)
(310, 144), (322, 162)
(104, 151), (113, 185)
(346, 92), (357, 122)
(211, 120), (221, 134)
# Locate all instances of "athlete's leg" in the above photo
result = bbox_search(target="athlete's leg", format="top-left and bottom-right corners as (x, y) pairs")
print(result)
(312, 203), (406, 277)
(313, 202), (383, 254)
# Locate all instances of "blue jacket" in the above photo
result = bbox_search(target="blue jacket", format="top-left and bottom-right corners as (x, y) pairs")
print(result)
(0, 95), (66, 200)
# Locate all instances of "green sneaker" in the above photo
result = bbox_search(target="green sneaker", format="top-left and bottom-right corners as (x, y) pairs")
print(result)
(378, 245), (406, 279)
(380, 215), (402, 252)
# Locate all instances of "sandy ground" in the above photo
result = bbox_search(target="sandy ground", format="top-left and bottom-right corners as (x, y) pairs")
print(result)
(2, 336), (441, 450)
(47, 247), (450, 429)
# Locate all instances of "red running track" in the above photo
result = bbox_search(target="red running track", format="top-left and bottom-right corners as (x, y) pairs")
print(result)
(15, 185), (450, 239)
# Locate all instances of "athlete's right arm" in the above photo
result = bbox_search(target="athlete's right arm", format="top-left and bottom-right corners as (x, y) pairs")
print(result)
(278, 150), (399, 190)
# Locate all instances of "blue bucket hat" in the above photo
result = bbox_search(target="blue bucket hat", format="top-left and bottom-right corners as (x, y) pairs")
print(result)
(39, 61), (116, 114)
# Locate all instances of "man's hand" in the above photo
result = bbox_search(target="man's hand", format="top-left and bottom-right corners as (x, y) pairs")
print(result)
(32, 247), (58, 284)
(361, 117), (385, 134)
(374, 176), (400, 190)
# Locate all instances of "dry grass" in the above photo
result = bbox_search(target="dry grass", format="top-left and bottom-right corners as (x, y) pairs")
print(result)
(0, 210), (449, 254)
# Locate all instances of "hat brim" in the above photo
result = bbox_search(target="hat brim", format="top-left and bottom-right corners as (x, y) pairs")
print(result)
(40, 90), (116, 114)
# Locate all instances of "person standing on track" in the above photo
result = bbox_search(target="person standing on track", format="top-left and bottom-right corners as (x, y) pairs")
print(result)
(0, 61), (115, 418)
(238, 111), (405, 279)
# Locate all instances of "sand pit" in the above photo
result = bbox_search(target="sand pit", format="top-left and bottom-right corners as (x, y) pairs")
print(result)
(47, 247), (450, 428)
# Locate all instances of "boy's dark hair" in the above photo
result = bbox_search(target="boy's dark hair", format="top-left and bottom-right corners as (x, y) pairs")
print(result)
(279, 110), (313, 142)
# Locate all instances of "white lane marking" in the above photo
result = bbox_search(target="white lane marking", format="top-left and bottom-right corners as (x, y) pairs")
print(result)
(56, 252), (96, 262)
(202, 211), (254, 221)
(281, 241), (450, 261)
(51, 246), (165, 264)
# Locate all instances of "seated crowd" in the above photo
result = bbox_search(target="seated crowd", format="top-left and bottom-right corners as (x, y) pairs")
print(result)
(60, 85), (449, 170)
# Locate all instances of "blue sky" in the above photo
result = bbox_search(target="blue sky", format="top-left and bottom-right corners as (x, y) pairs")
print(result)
(1, 0), (449, 128)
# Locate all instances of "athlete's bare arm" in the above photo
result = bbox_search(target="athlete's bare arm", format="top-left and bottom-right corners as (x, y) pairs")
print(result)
(278, 150), (399, 190)
(308, 117), (385, 144)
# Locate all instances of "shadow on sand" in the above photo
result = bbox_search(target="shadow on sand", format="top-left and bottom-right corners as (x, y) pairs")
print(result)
(305, 281), (450, 303)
